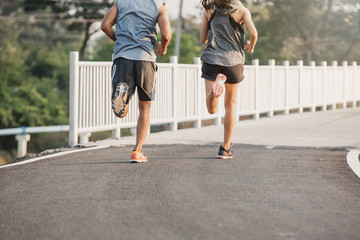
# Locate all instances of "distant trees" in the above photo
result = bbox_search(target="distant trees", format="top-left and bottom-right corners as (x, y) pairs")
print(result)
(0, 20), (69, 156)
(250, 0), (360, 64)
(44, 0), (113, 60)
(0, 20), (67, 129)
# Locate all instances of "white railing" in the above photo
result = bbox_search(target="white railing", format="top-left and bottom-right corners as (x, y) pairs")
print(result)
(69, 51), (360, 146)
(0, 125), (69, 157)
(4, 53), (358, 158)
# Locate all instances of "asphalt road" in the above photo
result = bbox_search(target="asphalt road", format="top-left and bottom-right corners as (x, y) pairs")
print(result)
(1, 144), (360, 240)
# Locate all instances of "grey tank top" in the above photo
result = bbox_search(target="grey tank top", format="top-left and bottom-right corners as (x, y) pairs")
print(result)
(113, 0), (165, 62)
(201, 0), (245, 66)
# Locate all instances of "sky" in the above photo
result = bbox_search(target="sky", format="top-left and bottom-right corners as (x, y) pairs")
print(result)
(166, 0), (203, 20)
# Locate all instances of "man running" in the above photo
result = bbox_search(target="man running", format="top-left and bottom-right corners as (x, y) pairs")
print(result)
(101, 0), (171, 163)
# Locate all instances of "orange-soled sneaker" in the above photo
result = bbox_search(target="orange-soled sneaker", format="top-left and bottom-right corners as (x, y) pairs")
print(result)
(212, 73), (227, 98)
(112, 82), (128, 118)
(130, 150), (148, 163)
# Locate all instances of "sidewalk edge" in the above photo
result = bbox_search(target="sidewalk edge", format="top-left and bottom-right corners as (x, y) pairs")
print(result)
(0, 146), (109, 169)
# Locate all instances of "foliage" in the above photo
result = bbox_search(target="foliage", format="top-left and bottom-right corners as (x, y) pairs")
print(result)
(156, 31), (204, 64)
(0, 20), (69, 155)
(30, 0), (114, 60)
(250, 0), (360, 64)
(90, 36), (114, 61)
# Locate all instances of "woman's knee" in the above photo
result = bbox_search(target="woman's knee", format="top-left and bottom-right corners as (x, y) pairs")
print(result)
(224, 100), (236, 110)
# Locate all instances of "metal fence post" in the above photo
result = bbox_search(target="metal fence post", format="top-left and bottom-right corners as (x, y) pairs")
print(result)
(253, 59), (260, 120)
(194, 57), (202, 128)
(15, 134), (31, 158)
(331, 61), (338, 110)
(310, 61), (316, 112)
(297, 60), (304, 113)
(215, 105), (222, 126)
(170, 56), (178, 131)
(321, 61), (327, 111)
(342, 61), (348, 109)
(79, 133), (91, 144)
(352, 61), (357, 108)
(69, 51), (79, 146)
(268, 59), (275, 117)
(112, 124), (121, 139)
(283, 60), (290, 115)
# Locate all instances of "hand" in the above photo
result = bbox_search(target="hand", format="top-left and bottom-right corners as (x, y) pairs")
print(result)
(156, 42), (167, 56)
(244, 40), (254, 54)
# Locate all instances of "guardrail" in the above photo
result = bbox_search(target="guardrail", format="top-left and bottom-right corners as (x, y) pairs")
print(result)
(69, 51), (360, 146)
(0, 125), (69, 157)
(2, 53), (359, 157)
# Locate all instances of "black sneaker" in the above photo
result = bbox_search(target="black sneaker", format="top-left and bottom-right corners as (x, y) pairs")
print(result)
(217, 145), (233, 159)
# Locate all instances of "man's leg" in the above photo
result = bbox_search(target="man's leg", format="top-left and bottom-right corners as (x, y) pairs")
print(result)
(134, 100), (152, 153)
(223, 83), (239, 150)
(205, 79), (219, 114)
(112, 59), (135, 118)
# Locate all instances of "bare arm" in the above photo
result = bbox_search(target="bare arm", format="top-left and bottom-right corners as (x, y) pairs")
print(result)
(101, 1), (118, 41)
(156, 4), (172, 56)
(200, 10), (210, 44)
(243, 8), (258, 54)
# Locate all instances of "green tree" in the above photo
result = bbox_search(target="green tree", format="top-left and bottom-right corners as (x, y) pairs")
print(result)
(0, 21), (68, 154)
(33, 0), (113, 60)
(251, 0), (360, 64)
(91, 36), (114, 61)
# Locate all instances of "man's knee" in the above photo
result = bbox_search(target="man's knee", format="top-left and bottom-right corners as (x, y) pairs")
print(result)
(139, 101), (151, 112)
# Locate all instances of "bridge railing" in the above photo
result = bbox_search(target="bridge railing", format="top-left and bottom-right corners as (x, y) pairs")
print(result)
(2, 52), (359, 158)
(0, 125), (69, 157)
(69, 51), (360, 146)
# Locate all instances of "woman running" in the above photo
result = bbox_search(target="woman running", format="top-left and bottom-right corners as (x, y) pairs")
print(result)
(200, 0), (258, 159)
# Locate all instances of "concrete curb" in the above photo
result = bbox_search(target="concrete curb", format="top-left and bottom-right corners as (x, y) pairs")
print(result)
(0, 146), (109, 169)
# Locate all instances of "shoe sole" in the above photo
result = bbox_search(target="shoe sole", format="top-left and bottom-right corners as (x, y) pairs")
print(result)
(112, 83), (128, 115)
(212, 74), (227, 98)
(217, 155), (233, 159)
(130, 159), (148, 163)
(130, 159), (147, 163)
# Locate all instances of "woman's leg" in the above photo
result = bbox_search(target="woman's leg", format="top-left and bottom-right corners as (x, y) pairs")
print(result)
(205, 79), (218, 114)
(223, 83), (239, 150)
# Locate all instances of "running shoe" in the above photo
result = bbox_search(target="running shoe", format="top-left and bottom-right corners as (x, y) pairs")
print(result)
(112, 82), (128, 116)
(217, 145), (233, 159)
(130, 150), (148, 163)
(212, 73), (227, 98)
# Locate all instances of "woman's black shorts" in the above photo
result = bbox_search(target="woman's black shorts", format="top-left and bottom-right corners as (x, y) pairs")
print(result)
(201, 62), (244, 84)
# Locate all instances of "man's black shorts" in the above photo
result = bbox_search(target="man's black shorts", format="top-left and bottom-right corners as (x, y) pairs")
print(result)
(201, 62), (244, 84)
(111, 57), (158, 103)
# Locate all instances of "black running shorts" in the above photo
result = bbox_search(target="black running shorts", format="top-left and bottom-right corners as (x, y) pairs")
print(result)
(111, 57), (158, 103)
(201, 62), (244, 84)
